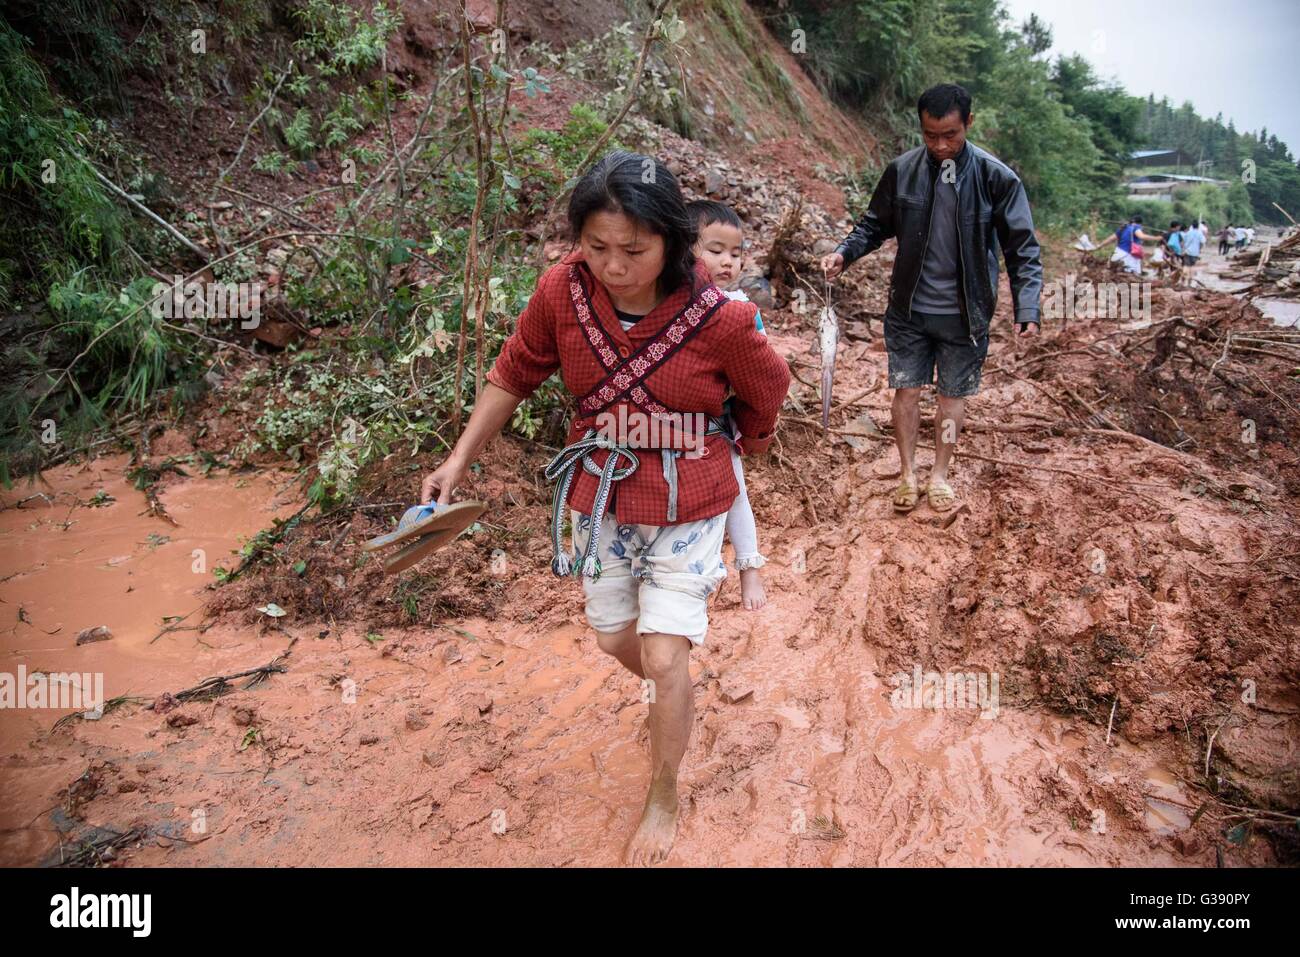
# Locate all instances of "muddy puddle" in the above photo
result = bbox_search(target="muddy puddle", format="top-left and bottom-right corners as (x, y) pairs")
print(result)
(1196, 244), (1299, 327)
(1254, 298), (1300, 327)
(0, 456), (301, 857)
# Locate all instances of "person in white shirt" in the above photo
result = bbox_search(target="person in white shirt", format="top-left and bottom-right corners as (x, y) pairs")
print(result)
(1181, 222), (1205, 265)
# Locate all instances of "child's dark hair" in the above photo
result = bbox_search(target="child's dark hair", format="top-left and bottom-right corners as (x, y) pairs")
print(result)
(686, 199), (742, 232)
(567, 151), (697, 293)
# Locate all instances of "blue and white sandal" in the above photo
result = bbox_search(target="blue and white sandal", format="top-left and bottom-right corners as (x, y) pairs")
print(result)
(382, 523), (463, 574)
(360, 501), (486, 554)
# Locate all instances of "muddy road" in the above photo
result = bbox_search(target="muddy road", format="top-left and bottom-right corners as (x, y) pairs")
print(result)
(1, 254), (1296, 867)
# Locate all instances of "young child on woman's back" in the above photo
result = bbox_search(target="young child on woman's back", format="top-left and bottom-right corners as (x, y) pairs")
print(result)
(687, 200), (768, 610)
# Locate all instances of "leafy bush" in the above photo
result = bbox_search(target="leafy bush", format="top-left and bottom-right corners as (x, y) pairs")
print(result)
(517, 103), (626, 201)
(0, 21), (133, 305)
(525, 21), (687, 135)
(1, 273), (200, 483)
(250, 0), (402, 172)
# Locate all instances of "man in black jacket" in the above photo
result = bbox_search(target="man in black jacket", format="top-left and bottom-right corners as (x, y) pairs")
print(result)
(821, 83), (1042, 513)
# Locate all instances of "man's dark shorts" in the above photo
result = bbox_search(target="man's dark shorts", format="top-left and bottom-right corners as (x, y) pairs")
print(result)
(883, 307), (989, 398)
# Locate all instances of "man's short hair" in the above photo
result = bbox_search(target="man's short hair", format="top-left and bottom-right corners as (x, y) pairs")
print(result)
(686, 199), (742, 231)
(917, 83), (972, 124)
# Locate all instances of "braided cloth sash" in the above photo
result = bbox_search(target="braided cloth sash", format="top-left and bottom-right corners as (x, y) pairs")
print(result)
(543, 418), (731, 581)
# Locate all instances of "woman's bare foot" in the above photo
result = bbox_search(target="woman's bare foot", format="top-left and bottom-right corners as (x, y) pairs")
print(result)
(739, 567), (767, 610)
(625, 769), (680, 865)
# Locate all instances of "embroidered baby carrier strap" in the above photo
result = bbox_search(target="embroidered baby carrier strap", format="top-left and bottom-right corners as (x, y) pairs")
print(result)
(568, 263), (726, 419)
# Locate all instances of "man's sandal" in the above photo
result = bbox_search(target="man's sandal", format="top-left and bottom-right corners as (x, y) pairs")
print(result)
(926, 478), (956, 513)
(892, 479), (920, 513)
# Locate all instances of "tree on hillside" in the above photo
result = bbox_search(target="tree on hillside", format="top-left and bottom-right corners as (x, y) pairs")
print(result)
(1019, 13), (1051, 56)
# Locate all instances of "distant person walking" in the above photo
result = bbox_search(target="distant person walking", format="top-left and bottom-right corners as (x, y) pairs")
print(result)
(1166, 221), (1184, 265)
(1182, 220), (1204, 266)
(1218, 224), (1233, 256)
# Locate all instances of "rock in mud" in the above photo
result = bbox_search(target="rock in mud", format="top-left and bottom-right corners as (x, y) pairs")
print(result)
(477, 746), (505, 772)
(1173, 832), (1203, 857)
(252, 319), (301, 349)
(719, 675), (754, 704)
(738, 274), (775, 309)
(75, 625), (112, 645)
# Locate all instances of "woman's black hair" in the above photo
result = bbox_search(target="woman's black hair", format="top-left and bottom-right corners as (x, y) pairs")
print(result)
(567, 150), (697, 293)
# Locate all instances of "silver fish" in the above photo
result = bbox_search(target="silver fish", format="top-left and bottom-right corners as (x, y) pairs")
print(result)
(819, 301), (838, 428)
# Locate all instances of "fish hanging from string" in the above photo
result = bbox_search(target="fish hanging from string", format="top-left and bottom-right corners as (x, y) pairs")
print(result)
(819, 276), (839, 428)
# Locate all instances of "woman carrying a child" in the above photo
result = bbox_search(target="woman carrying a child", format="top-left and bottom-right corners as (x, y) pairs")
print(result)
(419, 151), (789, 865)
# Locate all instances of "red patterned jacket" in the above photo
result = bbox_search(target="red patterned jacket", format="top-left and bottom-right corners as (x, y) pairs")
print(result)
(487, 251), (790, 525)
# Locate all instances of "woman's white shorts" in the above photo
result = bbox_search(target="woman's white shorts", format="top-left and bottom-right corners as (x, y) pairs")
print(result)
(570, 507), (727, 646)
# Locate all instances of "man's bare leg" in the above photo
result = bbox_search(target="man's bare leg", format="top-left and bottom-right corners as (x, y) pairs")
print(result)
(931, 393), (967, 485)
(892, 387), (922, 485)
(594, 620), (644, 678)
(625, 631), (693, 865)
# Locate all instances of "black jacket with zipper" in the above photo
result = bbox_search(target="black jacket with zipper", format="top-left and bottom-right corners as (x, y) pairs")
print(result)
(835, 141), (1043, 339)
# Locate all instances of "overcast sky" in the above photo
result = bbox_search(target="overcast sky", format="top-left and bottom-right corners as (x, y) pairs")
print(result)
(1000, 0), (1300, 159)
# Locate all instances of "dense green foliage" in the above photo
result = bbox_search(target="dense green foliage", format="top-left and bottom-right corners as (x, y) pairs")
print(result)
(0, 19), (205, 482)
(1, 0), (605, 498)
(0, 21), (131, 302)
